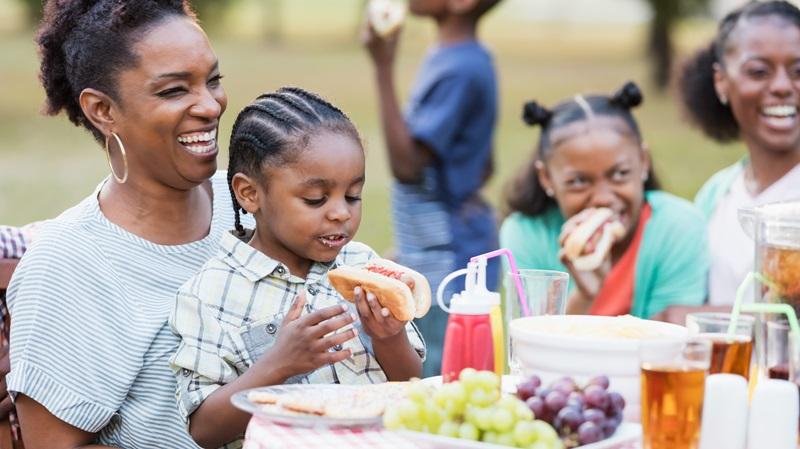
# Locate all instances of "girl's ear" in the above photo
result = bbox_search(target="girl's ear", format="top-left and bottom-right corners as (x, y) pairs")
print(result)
(232, 173), (261, 215)
(640, 143), (652, 182)
(713, 62), (730, 106)
(534, 160), (555, 198)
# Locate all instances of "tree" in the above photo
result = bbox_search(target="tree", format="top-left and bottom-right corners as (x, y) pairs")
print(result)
(644, 0), (711, 90)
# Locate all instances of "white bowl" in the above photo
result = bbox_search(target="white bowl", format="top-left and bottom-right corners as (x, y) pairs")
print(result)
(509, 315), (688, 422)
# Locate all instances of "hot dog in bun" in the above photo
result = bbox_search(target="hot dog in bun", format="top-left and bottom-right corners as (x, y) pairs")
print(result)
(367, 0), (406, 39)
(559, 207), (625, 271)
(328, 258), (432, 321)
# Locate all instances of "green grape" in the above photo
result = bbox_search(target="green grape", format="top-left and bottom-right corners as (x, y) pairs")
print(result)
(512, 420), (537, 447)
(470, 386), (500, 407)
(490, 408), (516, 433)
(527, 442), (551, 449)
(515, 401), (534, 421)
(460, 367), (479, 383)
(437, 420), (460, 438)
(469, 387), (491, 407)
(421, 399), (445, 432)
(481, 430), (499, 444)
(495, 432), (516, 447)
(531, 420), (559, 445)
(476, 370), (501, 391)
(458, 422), (480, 441)
(397, 401), (419, 423)
(479, 407), (497, 431)
(383, 407), (403, 430)
(498, 394), (521, 412)
(407, 382), (430, 404)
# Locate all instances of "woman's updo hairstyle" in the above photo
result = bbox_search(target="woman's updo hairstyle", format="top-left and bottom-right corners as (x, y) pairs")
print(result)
(679, 1), (800, 143)
(506, 81), (658, 217)
(37, 0), (196, 142)
(227, 87), (362, 236)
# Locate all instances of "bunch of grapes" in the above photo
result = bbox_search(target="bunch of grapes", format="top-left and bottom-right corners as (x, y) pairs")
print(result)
(515, 375), (625, 448)
(384, 368), (564, 449)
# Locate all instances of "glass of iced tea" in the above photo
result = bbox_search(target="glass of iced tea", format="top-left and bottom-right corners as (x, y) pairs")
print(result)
(685, 312), (754, 379)
(640, 338), (712, 449)
(767, 320), (791, 380)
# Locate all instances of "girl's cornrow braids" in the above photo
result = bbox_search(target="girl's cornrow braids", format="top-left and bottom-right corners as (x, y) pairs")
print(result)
(272, 92), (323, 123)
(281, 87), (348, 119)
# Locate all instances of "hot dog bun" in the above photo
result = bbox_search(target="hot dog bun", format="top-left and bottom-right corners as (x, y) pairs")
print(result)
(328, 258), (432, 321)
(560, 208), (625, 271)
(367, 0), (406, 38)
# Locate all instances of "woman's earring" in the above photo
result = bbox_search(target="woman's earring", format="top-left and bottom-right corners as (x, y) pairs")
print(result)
(105, 132), (129, 184)
(545, 188), (555, 197)
(719, 94), (728, 106)
(641, 173), (649, 182)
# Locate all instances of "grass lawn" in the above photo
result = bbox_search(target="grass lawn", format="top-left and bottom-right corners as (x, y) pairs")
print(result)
(0, 1), (745, 254)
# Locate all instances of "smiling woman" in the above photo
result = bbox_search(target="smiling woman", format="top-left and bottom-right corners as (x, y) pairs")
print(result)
(4, 1), (251, 449)
(681, 0), (800, 307)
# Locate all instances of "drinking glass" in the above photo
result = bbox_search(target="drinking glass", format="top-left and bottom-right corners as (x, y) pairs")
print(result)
(505, 269), (568, 375)
(685, 313), (754, 379)
(640, 338), (712, 449)
(767, 320), (791, 380)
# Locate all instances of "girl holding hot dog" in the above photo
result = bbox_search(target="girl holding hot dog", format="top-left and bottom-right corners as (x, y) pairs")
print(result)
(499, 82), (709, 319)
(168, 88), (425, 449)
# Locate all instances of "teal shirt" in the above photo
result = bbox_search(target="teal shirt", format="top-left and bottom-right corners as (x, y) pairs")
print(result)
(499, 191), (709, 318)
(694, 159), (747, 220)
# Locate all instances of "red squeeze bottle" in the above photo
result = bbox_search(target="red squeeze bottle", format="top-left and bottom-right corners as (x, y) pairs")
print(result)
(438, 259), (499, 383)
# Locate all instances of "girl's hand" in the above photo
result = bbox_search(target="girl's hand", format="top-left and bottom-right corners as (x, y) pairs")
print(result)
(259, 292), (358, 379)
(353, 286), (406, 341)
(361, 20), (400, 69)
(560, 252), (611, 314)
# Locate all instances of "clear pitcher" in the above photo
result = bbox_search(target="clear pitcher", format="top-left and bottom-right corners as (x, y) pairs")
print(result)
(739, 200), (800, 379)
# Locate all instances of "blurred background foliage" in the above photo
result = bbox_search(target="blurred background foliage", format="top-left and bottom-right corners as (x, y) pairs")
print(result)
(0, 0), (746, 254)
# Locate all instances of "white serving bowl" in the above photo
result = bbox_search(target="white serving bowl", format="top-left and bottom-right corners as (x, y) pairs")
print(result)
(509, 315), (688, 422)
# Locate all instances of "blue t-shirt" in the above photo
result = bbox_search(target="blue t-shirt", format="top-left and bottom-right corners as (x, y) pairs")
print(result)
(393, 40), (499, 292)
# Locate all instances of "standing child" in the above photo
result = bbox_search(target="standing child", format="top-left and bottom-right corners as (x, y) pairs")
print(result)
(169, 88), (425, 449)
(500, 82), (709, 319)
(363, 0), (502, 377)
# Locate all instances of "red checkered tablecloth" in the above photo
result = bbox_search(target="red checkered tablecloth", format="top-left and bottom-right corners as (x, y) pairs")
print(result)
(242, 417), (642, 449)
(242, 417), (419, 449)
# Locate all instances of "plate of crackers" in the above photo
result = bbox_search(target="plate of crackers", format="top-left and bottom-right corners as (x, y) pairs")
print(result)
(232, 382), (409, 428)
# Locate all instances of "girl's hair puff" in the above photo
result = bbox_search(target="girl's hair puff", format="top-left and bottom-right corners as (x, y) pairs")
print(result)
(506, 81), (659, 217)
(227, 87), (362, 236)
(679, 1), (800, 143)
(37, 0), (196, 142)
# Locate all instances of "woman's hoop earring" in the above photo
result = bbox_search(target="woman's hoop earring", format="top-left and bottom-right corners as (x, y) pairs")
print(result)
(105, 132), (129, 184)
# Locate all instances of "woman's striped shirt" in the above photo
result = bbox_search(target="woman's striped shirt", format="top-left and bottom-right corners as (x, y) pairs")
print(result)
(7, 172), (246, 449)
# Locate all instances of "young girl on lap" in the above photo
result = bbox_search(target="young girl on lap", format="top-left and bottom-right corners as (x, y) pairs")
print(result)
(169, 88), (425, 448)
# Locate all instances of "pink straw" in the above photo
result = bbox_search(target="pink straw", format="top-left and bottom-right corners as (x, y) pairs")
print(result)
(471, 249), (530, 317)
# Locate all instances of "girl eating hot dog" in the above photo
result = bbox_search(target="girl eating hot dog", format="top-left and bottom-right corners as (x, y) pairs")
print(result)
(499, 82), (709, 319)
(168, 88), (426, 449)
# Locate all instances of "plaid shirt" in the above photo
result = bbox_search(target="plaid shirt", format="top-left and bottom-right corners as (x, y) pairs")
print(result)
(169, 231), (425, 448)
(0, 223), (42, 259)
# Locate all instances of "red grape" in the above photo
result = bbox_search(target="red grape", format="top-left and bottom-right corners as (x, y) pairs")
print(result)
(577, 421), (604, 445)
(545, 391), (567, 412)
(587, 375), (610, 390)
(582, 408), (605, 426)
(584, 385), (609, 410)
(516, 381), (538, 401)
(526, 396), (545, 418)
(556, 407), (584, 434)
(607, 391), (625, 414)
